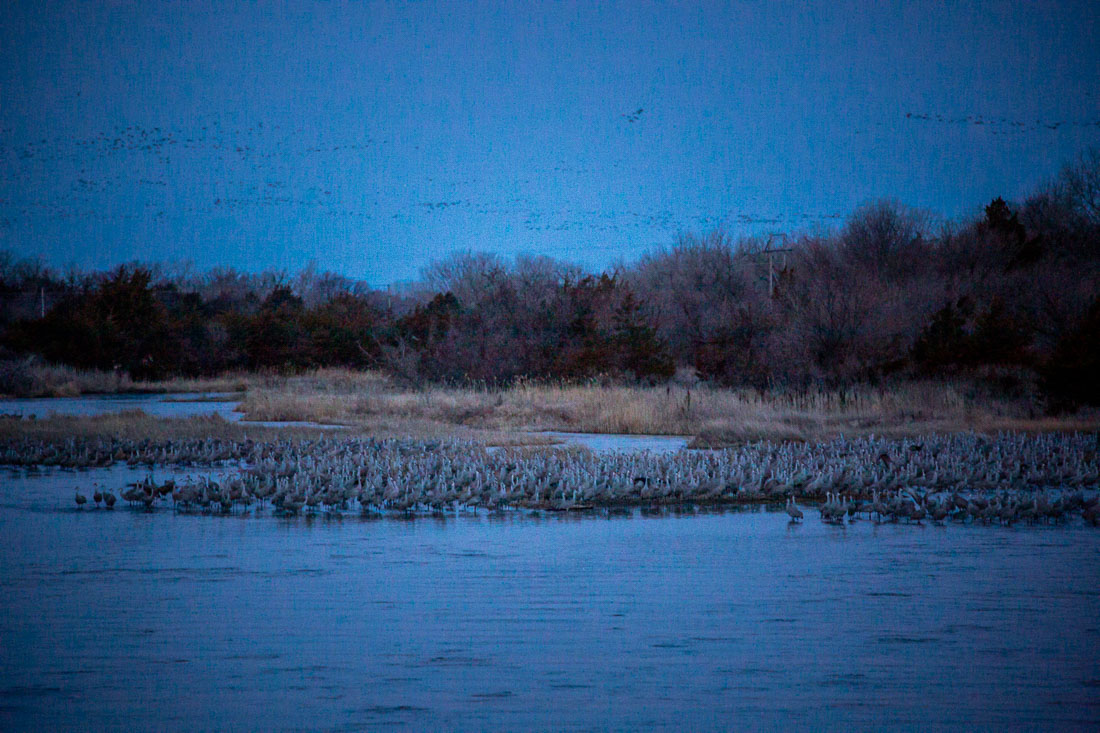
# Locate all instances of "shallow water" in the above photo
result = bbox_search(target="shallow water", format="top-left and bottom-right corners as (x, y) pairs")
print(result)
(2, 467), (1099, 731)
(538, 430), (691, 453)
(0, 393), (346, 430)
(0, 392), (243, 420)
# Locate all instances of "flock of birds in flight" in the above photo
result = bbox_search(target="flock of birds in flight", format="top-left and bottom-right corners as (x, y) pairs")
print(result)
(904, 111), (1100, 135)
(0, 107), (886, 245)
(0, 104), (1091, 250)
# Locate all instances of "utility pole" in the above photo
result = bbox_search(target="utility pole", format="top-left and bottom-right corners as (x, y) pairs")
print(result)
(39, 286), (45, 318)
(764, 233), (791, 298)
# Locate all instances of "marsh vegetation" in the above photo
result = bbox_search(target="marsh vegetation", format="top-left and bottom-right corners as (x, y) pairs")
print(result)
(4, 366), (1097, 444)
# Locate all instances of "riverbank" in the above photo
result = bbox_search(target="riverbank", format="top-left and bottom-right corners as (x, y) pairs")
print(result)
(0, 358), (251, 397)
(0, 410), (562, 448)
(3, 363), (1098, 445)
(233, 369), (1099, 445)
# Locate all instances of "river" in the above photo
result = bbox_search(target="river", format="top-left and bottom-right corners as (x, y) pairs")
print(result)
(1, 464), (1098, 730)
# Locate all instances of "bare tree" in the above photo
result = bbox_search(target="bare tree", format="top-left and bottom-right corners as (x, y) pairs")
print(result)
(1059, 146), (1100, 225)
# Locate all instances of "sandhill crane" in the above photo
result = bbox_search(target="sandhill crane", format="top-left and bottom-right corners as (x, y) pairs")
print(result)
(1, 429), (1095, 527)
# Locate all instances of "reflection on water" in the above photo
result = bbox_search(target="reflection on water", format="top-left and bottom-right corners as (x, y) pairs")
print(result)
(2, 467), (1099, 730)
(0, 393), (346, 429)
(537, 430), (691, 453)
(0, 392), (243, 420)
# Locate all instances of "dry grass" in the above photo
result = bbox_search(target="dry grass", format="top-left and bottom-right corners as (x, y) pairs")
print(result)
(0, 358), (251, 397)
(6, 363), (1097, 444)
(130, 375), (251, 393)
(0, 408), (555, 447)
(0, 412), (272, 441)
(0, 359), (131, 397)
(236, 369), (1100, 444)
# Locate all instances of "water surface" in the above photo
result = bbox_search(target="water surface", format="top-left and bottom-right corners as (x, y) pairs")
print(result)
(537, 430), (691, 453)
(0, 393), (345, 430)
(0, 393), (242, 420)
(1, 467), (1098, 731)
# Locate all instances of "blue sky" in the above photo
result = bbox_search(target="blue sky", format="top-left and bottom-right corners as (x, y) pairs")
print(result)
(2, 0), (1098, 285)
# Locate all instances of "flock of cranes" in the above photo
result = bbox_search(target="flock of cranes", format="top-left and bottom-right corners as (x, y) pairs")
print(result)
(6, 430), (1096, 527)
(903, 111), (1100, 134)
(2, 113), (848, 244)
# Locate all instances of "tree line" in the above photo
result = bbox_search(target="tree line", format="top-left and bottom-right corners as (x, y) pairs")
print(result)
(2, 149), (1098, 409)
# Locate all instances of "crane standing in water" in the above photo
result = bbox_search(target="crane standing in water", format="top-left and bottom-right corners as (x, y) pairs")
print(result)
(23, 432), (1100, 525)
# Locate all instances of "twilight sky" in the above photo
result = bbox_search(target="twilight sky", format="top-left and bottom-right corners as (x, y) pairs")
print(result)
(2, 0), (1099, 285)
